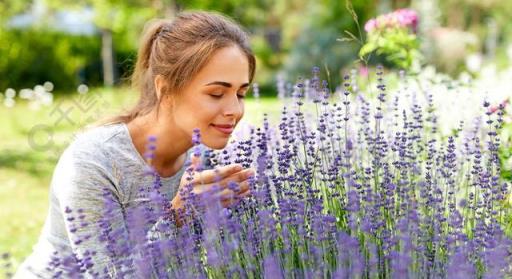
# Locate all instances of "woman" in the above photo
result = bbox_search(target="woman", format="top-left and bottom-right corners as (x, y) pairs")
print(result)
(15, 11), (256, 278)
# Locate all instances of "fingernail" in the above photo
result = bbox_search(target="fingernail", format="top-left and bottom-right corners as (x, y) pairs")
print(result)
(246, 169), (255, 178)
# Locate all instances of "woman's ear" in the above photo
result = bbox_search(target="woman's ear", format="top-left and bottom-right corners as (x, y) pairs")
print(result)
(154, 74), (167, 101)
(154, 74), (176, 110)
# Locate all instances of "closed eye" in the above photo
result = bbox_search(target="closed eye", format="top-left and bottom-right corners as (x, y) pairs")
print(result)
(237, 90), (247, 99)
(209, 93), (245, 99)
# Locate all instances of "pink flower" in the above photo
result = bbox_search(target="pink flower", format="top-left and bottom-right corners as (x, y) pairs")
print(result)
(489, 98), (509, 114)
(359, 66), (369, 77)
(394, 9), (418, 32)
(364, 19), (377, 32)
(364, 8), (418, 33)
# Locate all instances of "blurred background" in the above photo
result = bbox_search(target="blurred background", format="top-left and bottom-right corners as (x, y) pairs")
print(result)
(1, 0), (512, 275)
(2, 0), (512, 93)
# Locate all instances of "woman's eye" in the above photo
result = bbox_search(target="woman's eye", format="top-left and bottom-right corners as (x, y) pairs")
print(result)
(209, 93), (245, 99)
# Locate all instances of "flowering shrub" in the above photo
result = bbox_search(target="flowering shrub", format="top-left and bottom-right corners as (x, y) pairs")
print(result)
(7, 67), (512, 278)
(360, 9), (420, 70)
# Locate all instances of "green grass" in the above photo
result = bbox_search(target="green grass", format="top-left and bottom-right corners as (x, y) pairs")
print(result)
(0, 87), (283, 275)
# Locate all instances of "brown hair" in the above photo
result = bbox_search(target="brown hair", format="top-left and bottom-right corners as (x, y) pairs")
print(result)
(105, 11), (256, 124)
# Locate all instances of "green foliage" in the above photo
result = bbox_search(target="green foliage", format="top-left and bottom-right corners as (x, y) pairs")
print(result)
(499, 121), (512, 182)
(359, 27), (420, 70)
(0, 28), (102, 92)
(0, 0), (377, 93)
(0, 0), (31, 22)
(282, 0), (375, 87)
(284, 24), (357, 87)
(45, 0), (158, 32)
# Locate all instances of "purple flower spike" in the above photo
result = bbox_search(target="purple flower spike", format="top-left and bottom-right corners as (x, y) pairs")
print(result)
(192, 128), (201, 146)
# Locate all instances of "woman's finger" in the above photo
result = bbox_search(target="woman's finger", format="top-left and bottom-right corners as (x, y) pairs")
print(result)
(219, 188), (243, 206)
(192, 180), (248, 204)
(228, 179), (250, 194)
(222, 189), (252, 207)
(190, 153), (202, 171)
(237, 189), (252, 198)
(192, 164), (243, 185)
(193, 183), (223, 196)
(218, 168), (255, 188)
(195, 185), (251, 208)
(216, 188), (236, 201)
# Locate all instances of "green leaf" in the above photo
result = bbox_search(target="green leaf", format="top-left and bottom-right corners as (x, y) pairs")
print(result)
(343, 30), (360, 43)
(337, 37), (354, 42)
(345, 0), (358, 22)
(359, 43), (376, 57)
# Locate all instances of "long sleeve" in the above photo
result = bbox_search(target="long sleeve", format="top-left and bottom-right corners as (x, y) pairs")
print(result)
(16, 124), (202, 278)
(50, 145), (145, 278)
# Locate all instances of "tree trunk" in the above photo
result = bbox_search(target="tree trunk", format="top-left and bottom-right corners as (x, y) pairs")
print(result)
(101, 28), (115, 87)
(485, 18), (497, 59)
(264, 27), (281, 53)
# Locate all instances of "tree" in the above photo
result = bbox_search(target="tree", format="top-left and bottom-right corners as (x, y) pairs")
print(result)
(0, 0), (32, 24)
(45, 0), (162, 86)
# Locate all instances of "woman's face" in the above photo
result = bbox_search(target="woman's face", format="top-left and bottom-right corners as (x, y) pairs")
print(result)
(164, 45), (250, 149)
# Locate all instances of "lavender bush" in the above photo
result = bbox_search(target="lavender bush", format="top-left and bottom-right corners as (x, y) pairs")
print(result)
(10, 67), (512, 278)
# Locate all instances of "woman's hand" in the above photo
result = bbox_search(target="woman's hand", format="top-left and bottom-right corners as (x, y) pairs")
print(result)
(170, 153), (254, 223)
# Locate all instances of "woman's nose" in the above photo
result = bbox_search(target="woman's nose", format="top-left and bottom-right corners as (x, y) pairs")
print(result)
(223, 95), (243, 117)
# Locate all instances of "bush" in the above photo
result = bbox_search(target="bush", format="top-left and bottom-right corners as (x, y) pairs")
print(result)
(0, 28), (102, 93)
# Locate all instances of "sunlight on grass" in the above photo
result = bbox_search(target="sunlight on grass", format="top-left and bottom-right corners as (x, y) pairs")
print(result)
(0, 169), (50, 272)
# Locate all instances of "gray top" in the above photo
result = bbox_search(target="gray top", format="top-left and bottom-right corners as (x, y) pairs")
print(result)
(14, 123), (194, 278)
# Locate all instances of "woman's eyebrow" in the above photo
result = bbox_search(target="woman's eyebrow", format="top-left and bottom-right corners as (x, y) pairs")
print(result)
(205, 81), (250, 89)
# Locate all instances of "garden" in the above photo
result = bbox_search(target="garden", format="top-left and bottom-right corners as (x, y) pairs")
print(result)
(1, 0), (512, 278)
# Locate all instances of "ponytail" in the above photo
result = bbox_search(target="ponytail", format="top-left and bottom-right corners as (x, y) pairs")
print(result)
(100, 20), (167, 125)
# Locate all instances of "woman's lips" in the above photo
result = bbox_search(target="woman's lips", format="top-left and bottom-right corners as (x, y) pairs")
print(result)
(211, 124), (234, 135)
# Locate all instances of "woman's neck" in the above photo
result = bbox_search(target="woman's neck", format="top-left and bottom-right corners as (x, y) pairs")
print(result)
(126, 112), (191, 178)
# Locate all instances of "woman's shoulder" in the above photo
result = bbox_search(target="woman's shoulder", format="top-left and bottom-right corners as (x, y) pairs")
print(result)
(49, 123), (133, 188)
(62, 123), (127, 162)
(75, 122), (125, 144)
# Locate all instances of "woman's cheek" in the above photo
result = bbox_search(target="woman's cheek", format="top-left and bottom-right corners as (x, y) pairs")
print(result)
(196, 97), (215, 113)
(239, 101), (245, 119)
(239, 106), (245, 120)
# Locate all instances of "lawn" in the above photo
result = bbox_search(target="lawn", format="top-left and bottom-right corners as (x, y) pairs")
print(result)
(0, 87), (282, 274)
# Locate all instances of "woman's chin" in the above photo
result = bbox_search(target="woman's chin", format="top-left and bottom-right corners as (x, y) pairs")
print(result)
(202, 138), (229, 150)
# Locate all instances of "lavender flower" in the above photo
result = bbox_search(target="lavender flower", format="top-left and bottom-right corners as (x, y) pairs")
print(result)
(33, 68), (512, 279)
